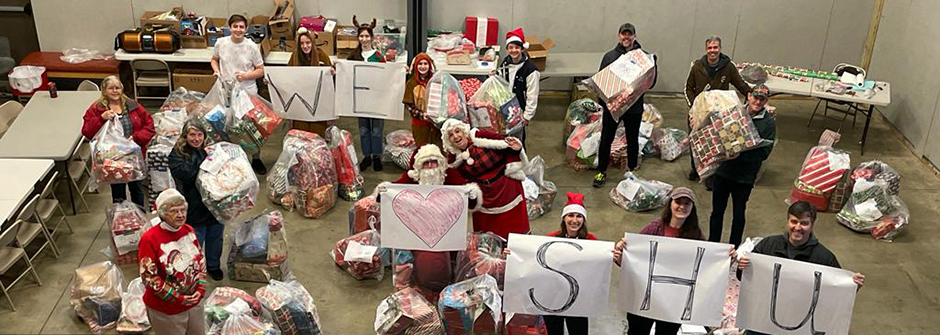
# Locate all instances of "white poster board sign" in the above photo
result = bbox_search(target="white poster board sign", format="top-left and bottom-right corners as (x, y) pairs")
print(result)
(619, 233), (731, 326)
(379, 184), (468, 251)
(504, 234), (615, 317)
(335, 60), (406, 120)
(737, 253), (858, 335)
(265, 66), (336, 121)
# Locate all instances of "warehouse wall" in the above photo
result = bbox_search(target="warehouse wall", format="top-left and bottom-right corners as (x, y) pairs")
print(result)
(867, 0), (940, 165)
(34, 0), (872, 93)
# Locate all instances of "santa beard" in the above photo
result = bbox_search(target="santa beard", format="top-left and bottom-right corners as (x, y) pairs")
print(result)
(416, 165), (447, 185)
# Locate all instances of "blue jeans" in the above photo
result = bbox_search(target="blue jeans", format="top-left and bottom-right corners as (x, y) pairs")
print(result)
(358, 117), (384, 156)
(111, 181), (144, 208)
(193, 223), (225, 271)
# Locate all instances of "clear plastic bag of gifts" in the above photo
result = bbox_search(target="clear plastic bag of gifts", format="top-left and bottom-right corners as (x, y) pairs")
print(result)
(91, 118), (146, 184)
(788, 145), (851, 211)
(689, 90), (742, 131)
(651, 128), (689, 162)
(204, 286), (266, 335)
(255, 279), (323, 335)
(438, 274), (503, 335)
(454, 233), (507, 290)
(197, 142), (259, 222)
(106, 200), (148, 265)
(147, 108), (187, 208)
(348, 195), (380, 235)
(522, 155), (557, 219)
(562, 98), (602, 144)
(227, 210), (291, 283)
(610, 172), (674, 212)
(331, 228), (388, 281)
(70, 261), (124, 333)
(837, 163), (908, 241)
(267, 130), (338, 218)
(116, 277), (150, 333)
(160, 86), (205, 113)
(375, 287), (446, 335)
(221, 312), (281, 335)
(426, 71), (469, 127)
(689, 106), (772, 179)
(468, 76), (521, 134)
(583, 49), (657, 120)
(383, 130), (417, 170)
(195, 80), (280, 155)
(325, 126), (364, 201)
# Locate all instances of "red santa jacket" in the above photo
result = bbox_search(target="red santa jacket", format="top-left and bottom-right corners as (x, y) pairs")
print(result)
(446, 129), (526, 182)
(378, 147), (482, 210)
(82, 99), (156, 156)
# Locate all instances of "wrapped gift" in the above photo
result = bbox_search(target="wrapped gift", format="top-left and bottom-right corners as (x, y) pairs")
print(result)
(221, 313), (280, 335)
(204, 287), (265, 335)
(459, 78), (483, 101)
(107, 201), (147, 265)
(788, 146), (851, 211)
(383, 130), (417, 170)
(145, 143), (176, 210)
(469, 76), (521, 135)
(255, 280), (323, 335)
(92, 119), (146, 184)
(197, 142), (259, 222)
(227, 211), (291, 283)
(610, 172), (673, 212)
(828, 171), (852, 212)
(245, 94), (283, 139)
(195, 80), (280, 154)
(504, 314), (547, 335)
(267, 130), (338, 218)
(332, 229), (388, 281)
(689, 106), (770, 179)
(439, 274), (502, 335)
(689, 90), (741, 131)
(117, 278), (150, 333)
(426, 71), (469, 127)
(326, 126), (364, 201)
(642, 103), (663, 128)
(393, 250), (452, 303)
(70, 261), (123, 333)
(464, 16), (499, 47)
(454, 233), (507, 290)
(160, 86), (205, 113)
(652, 128), (689, 162)
(583, 49), (656, 120)
(562, 98), (602, 145)
(348, 195), (381, 235)
(375, 287), (446, 335)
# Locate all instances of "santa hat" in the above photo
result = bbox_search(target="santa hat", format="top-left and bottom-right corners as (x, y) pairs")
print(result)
(505, 27), (529, 49)
(407, 144), (447, 180)
(561, 192), (587, 219)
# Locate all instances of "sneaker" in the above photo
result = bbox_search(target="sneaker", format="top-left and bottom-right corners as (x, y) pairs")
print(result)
(373, 155), (384, 172)
(688, 170), (700, 182)
(592, 172), (607, 188)
(251, 158), (267, 175)
(208, 269), (224, 281)
(359, 155), (373, 171)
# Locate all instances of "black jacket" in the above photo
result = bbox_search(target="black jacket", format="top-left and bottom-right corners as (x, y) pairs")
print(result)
(715, 109), (776, 185)
(598, 41), (658, 117)
(168, 146), (220, 226)
(736, 233), (841, 283)
(497, 52), (539, 112)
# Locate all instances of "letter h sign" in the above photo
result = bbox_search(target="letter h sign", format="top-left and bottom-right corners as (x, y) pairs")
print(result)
(640, 241), (704, 321)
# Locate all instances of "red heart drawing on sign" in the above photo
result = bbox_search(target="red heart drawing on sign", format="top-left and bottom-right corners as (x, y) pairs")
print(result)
(391, 188), (464, 248)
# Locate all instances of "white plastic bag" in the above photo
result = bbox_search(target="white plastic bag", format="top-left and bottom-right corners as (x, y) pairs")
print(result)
(197, 142), (259, 222)
(91, 118), (146, 184)
(8, 65), (45, 93)
(116, 278), (150, 333)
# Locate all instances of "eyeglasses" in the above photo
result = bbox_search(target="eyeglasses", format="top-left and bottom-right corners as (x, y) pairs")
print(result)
(166, 208), (187, 215)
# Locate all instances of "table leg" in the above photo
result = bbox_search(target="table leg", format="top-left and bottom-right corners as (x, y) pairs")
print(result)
(60, 160), (77, 215)
(860, 104), (874, 156)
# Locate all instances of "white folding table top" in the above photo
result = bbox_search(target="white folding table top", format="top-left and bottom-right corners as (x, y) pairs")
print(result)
(762, 76), (815, 96)
(542, 52), (605, 77)
(0, 91), (98, 160)
(116, 47), (292, 65)
(811, 80), (891, 107)
(0, 159), (54, 221)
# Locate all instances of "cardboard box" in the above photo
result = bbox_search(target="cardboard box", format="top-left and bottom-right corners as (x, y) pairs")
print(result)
(172, 68), (216, 94)
(205, 17), (229, 47)
(249, 16), (272, 56)
(526, 36), (555, 71)
(180, 35), (207, 49)
(140, 7), (184, 32)
(268, 0), (295, 42)
(335, 24), (359, 49)
(315, 30), (335, 55)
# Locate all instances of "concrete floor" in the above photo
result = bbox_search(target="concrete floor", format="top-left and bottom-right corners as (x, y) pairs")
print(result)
(0, 94), (938, 334)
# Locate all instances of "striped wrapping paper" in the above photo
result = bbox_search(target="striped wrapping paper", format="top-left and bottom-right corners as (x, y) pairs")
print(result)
(797, 148), (849, 194)
(426, 81), (444, 118)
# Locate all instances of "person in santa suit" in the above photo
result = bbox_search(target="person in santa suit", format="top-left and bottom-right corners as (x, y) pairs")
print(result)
(376, 144), (481, 302)
(440, 119), (530, 239)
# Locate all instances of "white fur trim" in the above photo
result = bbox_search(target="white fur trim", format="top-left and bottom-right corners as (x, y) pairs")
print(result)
(373, 181), (391, 196)
(479, 195), (524, 215)
(466, 183), (483, 212)
(506, 36), (528, 49)
(504, 147), (529, 181)
(407, 169), (419, 180)
(562, 204), (587, 219)
(469, 129), (510, 150)
(410, 144), (447, 179)
(440, 119), (471, 155)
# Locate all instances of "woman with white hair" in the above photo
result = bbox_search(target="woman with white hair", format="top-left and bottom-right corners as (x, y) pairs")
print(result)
(138, 189), (206, 335)
(440, 119), (529, 238)
(81, 75), (155, 207)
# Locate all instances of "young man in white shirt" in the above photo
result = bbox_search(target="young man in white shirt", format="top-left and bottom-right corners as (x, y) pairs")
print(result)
(211, 14), (267, 174)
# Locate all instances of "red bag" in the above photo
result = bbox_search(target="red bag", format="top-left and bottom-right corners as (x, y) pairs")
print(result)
(505, 314), (547, 335)
(412, 251), (452, 293)
(348, 196), (380, 235)
(299, 16), (327, 31)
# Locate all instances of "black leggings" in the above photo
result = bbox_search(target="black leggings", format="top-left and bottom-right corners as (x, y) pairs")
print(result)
(111, 181), (144, 208)
(597, 110), (643, 172)
(709, 175), (754, 247)
(626, 313), (680, 335)
(544, 315), (588, 335)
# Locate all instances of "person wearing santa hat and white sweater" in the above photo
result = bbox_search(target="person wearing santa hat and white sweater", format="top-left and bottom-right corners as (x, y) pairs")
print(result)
(496, 27), (540, 147)
(543, 191), (595, 335)
(440, 119), (529, 239)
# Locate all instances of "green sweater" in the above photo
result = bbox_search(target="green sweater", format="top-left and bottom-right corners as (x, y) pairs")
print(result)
(715, 109), (776, 185)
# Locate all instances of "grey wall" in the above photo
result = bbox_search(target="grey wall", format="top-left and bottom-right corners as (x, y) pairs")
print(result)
(35, 0), (872, 93)
(868, 0), (940, 165)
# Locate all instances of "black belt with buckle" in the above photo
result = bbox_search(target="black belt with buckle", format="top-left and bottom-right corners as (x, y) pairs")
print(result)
(480, 172), (504, 186)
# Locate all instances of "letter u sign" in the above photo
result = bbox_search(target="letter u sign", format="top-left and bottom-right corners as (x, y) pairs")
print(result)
(770, 263), (826, 335)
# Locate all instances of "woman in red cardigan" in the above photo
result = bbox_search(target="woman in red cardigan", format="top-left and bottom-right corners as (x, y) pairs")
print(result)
(139, 189), (206, 335)
(81, 75), (155, 207)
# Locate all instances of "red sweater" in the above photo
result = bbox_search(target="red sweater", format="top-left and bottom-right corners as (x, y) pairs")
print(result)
(138, 223), (206, 315)
(82, 99), (155, 156)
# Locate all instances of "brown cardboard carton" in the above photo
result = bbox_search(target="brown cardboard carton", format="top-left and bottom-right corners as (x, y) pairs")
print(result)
(251, 16), (273, 57)
(139, 7), (184, 32)
(268, 0), (295, 41)
(172, 68), (216, 94)
(526, 36), (555, 71)
(315, 30), (335, 56)
(180, 35), (207, 49)
(335, 24), (359, 49)
(205, 17), (228, 47)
